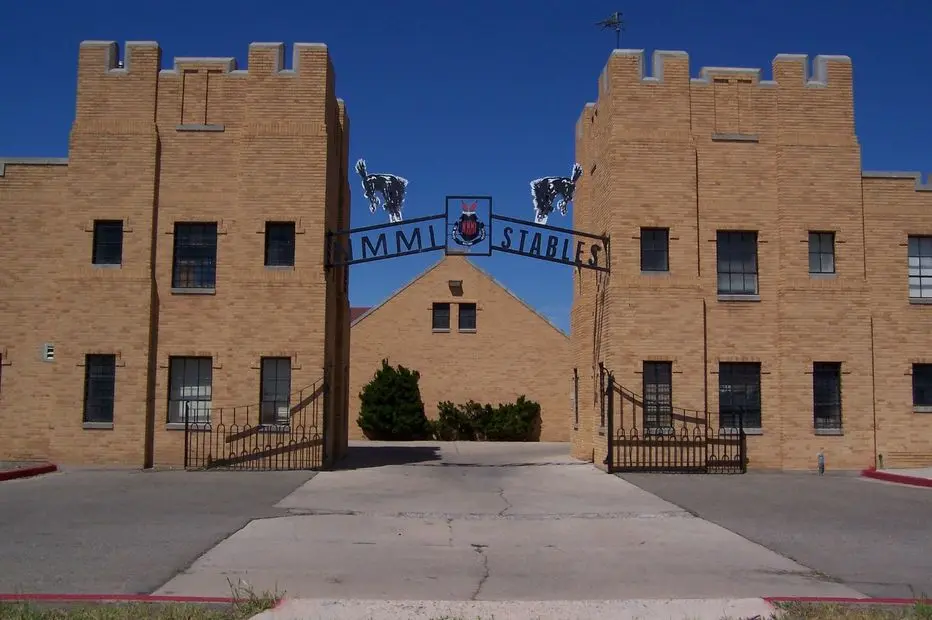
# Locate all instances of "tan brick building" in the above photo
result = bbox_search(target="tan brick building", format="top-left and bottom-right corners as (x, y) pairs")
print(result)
(348, 255), (572, 442)
(4, 41), (931, 473)
(570, 49), (932, 471)
(0, 40), (351, 468)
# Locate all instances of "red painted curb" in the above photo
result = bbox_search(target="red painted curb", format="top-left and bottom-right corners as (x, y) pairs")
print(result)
(765, 596), (926, 606)
(0, 593), (280, 604)
(0, 464), (57, 482)
(861, 468), (932, 489)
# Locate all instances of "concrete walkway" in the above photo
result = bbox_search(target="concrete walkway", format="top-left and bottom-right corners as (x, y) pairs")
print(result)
(155, 441), (863, 604)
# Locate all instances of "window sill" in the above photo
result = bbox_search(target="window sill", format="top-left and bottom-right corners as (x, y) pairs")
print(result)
(258, 423), (292, 432)
(165, 422), (210, 431)
(458, 328), (477, 334)
(721, 427), (763, 435)
(809, 272), (837, 279)
(171, 287), (216, 295)
(914, 406), (932, 413)
(640, 270), (670, 276)
(717, 294), (761, 302)
(265, 265), (295, 271)
(815, 428), (843, 436)
(82, 422), (113, 430)
(711, 132), (759, 143)
(91, 263), (122, 269)
(909, 298), (932, 305)
(432, 328), (450, 333)
(176, 124), (225, 132)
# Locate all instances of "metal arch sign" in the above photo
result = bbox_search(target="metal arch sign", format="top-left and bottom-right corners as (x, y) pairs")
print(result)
(325, 159), (609, 273)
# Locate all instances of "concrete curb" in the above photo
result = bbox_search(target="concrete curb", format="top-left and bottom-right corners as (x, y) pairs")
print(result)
(0, 464), (57, 482)
(0, 594), (240, 604)
(765, 596), (927, 605)
(861, 468), (932, 489)
(246, 598), (781, 620)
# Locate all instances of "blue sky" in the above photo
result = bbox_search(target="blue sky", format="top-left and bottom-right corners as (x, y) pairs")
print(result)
(2, 1), (931, 333)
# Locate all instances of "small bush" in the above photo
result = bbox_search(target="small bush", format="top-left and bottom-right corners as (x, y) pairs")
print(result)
(432, 395), (541, 442)
(357, 359), (433, 440)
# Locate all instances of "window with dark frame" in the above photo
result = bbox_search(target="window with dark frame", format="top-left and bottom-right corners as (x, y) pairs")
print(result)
(912, 363), (932, 408)
(260, 357), (292, 425)
(432, 302), (450, 330)
(264, 222), (296, 267)
(808, 232), (836, 274)
(92, 220), (124, 266)
(642, 361), (673, 429)
(458, 303), (477, 331)
(812, 362), (842, 431)
(908, 235), (932, 299)
(716, 231), (759, 295)
(83, 354), (116, 424)
(167, 356), (212, 424)
(172, 223), (218, 289)
(718, 362), (762, 429)
(640, 228), (669, 272)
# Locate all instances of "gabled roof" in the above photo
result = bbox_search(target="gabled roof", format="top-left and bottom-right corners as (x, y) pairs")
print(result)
(350, 255), (569, 338)
(349, 307), (370, 323)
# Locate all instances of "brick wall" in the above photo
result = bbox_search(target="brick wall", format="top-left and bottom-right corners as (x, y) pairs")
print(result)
(574, 49), (932, 471)
(0, 40), (350, 467)
(348, 255), (572, 442)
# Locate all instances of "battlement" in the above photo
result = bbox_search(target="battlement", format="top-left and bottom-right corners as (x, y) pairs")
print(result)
(589, 48), (855, 141)
(598, 49), (852, 90)
(78, 40), (330, 77)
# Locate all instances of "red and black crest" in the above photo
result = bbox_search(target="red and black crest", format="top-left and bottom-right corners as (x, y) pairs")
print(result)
(451, 201), (486, 247)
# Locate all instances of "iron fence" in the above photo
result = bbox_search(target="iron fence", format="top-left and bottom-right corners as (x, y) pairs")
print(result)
(184, 376), (326, 471)
(601, 364), (747, 474)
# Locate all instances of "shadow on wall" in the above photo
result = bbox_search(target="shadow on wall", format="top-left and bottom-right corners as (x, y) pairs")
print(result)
(335, 444), (442, 470)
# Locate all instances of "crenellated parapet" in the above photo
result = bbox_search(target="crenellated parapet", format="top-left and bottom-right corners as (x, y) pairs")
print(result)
(78, 40), (331, 77)
(591, 48), (854, 141)
(76, 40), (335, 129)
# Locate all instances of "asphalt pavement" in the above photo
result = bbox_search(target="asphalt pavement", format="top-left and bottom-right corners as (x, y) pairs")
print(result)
(0, 468), (313, 595)
(620, 471), (932, 599)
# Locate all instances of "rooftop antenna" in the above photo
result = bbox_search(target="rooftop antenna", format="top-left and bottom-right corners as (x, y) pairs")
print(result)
(596, 11), (625, 49)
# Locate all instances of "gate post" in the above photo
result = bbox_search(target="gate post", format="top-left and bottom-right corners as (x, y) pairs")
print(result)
(606, 372), (614, 472)
(183, 402), (189, 469)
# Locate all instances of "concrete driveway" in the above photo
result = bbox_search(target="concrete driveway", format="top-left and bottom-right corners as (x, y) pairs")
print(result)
(155, 441), (861, 601)
(0, 468), (313, 594)
(620, 471), (932, 599)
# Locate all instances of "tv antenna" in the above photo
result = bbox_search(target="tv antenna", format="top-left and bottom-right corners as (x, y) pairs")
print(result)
(596, 11), (625, 49)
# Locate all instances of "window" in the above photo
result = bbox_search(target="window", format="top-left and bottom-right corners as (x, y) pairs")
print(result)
(168, 357), (212, 424)
(642, 361), (673, 429)
(912, 363), (932, 409)
(908, 235), (932, 299)
(813, 362), (842, 431)
(640, 228), (669, 272)
(172, 223), (218, 289)
(432, 302), (450, 330)
(718, 362), (762, 429)
(92, 220), (123, 265)
(458, 303), (477, 331)
(83, 354), (116, 424)
(260, 357), (292, 425)
(264, 222), (296, 267)
(717, 231), (758, 296)
(808, 232), (835, 274)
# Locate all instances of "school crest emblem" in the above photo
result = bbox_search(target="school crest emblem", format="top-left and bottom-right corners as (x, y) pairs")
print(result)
(451, 201), (486, 247)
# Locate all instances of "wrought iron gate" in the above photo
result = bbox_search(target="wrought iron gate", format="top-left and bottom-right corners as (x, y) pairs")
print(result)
(184, 375), (326, 471)
(600, 364), (746, 474)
